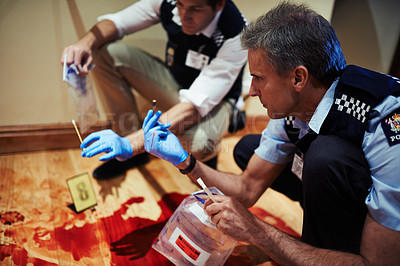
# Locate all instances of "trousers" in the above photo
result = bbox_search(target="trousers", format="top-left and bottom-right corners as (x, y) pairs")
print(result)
(91, 42), (232, 161)
(233, 134), (372, 254)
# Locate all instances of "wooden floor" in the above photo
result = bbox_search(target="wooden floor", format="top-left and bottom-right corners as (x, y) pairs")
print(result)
(0, 134), (303, 265)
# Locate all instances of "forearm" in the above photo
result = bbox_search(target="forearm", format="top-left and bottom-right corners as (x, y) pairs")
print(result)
(126, 102), (200, 157)
(177, 157), (245, 201)
(126, 129), (145, 156)
(177, 153), (284, 207)
(161, 102), (201, 135)
(252, 219), (364, 266)
(78, 19), (119, 50)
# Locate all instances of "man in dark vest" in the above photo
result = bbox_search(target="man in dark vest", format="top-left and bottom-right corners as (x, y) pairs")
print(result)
(61, 0), (247, 177)
(142, 2), (400, 264)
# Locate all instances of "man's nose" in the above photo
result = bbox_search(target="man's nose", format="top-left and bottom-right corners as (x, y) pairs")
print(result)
(181, 9), (193, 21)
(248, 85), (259, 97)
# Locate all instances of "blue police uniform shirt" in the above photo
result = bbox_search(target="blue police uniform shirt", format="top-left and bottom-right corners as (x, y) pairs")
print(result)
(255, 79), (400, 231)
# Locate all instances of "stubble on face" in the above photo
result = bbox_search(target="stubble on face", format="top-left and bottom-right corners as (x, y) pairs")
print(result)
(248, 48), (296, 119)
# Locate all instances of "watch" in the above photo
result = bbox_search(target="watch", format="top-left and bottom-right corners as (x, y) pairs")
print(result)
(178, 153), (196, 175)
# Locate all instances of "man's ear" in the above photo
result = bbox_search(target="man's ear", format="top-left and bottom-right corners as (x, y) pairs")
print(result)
(293, 66), (308, 92)
(216, 0), (226, 12)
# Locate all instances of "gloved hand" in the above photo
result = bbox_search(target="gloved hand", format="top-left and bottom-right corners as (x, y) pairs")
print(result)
(80, 129), (133, 161)
(142, 110), (188, 165)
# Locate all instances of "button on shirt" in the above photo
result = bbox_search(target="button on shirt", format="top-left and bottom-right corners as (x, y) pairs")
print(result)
(255, 79), (400, 231)
(97, 0), (247, 117)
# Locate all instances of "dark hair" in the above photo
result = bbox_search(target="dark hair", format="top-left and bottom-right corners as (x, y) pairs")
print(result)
(241, 1), (346, 87)
(207, 0), (225, 10)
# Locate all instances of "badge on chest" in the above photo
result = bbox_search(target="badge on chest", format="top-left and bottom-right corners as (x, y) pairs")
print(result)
(291, 151), (304, 180)
(185, 50), (210, 70)
(381, 108), (400, 146)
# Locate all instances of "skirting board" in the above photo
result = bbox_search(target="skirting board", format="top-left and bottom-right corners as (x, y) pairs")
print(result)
(0, 121), (111, 155)
(0, 116), (269, 155)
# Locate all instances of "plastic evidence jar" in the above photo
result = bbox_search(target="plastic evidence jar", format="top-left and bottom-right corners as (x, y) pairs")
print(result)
(152, 188), (236, 265)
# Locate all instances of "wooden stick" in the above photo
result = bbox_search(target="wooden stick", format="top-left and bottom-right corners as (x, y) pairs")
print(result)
(152, 99), (157, 112)
(72, 120), (83, 143)
(197, 178), (217, 202)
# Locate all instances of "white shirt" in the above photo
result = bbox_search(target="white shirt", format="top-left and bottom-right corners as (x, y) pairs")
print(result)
(98, 0), (248, 117)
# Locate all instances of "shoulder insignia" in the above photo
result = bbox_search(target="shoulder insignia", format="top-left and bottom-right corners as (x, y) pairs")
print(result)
(381, 108), (400, 146)
(334, 93), (371, 122)
(212, 28), (225, 47)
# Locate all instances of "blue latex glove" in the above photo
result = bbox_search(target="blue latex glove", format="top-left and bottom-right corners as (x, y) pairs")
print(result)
(80, 129), (133, 161)
(142, 110), (188, 165)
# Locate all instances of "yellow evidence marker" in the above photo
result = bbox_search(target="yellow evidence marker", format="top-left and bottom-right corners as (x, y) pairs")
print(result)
(67, 172), (97, 212)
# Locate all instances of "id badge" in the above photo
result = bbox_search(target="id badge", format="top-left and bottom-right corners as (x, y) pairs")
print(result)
(185, 50), (209, 70)
(291, 151), (304, 180)
(166, 41), (177, 67)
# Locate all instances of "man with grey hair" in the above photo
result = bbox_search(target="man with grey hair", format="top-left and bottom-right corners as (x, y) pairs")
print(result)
(142, 1), (400, 264)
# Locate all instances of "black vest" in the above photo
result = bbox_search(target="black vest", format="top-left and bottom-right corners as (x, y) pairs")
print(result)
(285, 65), (400, 153)
(160, 0), (246, 102)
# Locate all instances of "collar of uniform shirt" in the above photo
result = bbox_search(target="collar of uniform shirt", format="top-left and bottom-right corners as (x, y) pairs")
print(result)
(308, 79), (338, 134)
(199, 10), (222, 38)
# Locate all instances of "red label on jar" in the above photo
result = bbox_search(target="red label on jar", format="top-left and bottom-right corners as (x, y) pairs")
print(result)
(175, 234), (201, 261)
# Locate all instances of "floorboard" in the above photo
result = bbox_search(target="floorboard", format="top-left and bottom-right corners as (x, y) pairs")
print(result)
(0, 134), (302, 265)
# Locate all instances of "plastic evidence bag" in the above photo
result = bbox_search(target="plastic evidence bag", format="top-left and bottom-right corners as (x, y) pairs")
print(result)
(153, 188), (236, 265)
(63, 61), (98, 134)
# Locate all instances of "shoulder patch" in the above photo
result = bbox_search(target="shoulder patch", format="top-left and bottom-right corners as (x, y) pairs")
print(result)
(381, 108), (400, 146)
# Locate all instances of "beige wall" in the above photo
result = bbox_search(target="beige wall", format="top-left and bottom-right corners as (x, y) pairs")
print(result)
(331, 0), (400, 74)
(7, 0), (396, 128)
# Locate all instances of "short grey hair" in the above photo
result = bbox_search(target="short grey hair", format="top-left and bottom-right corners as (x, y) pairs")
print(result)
(241, 1), (346, 87)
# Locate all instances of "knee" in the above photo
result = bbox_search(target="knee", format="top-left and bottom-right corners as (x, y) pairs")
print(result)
(179, 130), (220, 162)
(106, 43), (129, 64)
(93, 43), (130, 67)
(186, 137), (220, 162)
(233, 134), (261, 171)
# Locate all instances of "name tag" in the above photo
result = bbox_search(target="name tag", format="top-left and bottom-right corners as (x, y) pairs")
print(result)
(185, 50), (209, 70)
(291, 151), (304, 180)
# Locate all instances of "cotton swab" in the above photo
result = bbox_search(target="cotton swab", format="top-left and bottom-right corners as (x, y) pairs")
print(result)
(63, 54), (68, 81)
(197, 178), (217, 203)
(72, 119), (83, 143)
(152, 99), (157, 112)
